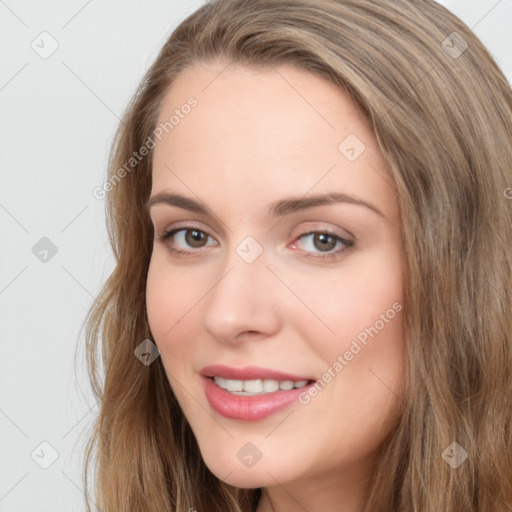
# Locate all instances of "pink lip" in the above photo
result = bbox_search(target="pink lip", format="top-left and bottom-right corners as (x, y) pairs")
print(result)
(200, 364), (315, 382)
(200, 364), (316, 421)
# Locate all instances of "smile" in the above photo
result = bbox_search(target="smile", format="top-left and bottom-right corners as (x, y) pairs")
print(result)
(213, 376), (310, 395)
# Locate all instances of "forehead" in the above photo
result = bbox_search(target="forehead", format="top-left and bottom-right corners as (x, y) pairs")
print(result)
(151, 61), (397, 220)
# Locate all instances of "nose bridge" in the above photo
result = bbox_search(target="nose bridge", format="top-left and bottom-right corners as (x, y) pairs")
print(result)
(201, 237), (281, 343)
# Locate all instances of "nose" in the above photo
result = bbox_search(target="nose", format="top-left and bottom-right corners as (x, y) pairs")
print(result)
(201, 250), (281, 345)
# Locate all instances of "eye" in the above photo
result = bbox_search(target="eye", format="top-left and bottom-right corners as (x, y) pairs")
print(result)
(156, 226), (354, 261)
(290, 230), (353, 261)
(156, 227), (217, 255)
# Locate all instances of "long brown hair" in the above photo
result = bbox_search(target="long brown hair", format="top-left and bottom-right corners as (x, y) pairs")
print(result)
(83, 0), (512, 510)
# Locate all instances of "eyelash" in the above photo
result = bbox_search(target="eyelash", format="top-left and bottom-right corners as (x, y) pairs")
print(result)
(156, 226), (354, 261)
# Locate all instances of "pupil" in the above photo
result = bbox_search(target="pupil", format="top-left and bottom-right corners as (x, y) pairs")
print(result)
(188, 230), (205, 247)
(316, 233), (334, 251)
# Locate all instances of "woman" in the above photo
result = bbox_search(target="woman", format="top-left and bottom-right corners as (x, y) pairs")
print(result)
(83, 0), (512, 510)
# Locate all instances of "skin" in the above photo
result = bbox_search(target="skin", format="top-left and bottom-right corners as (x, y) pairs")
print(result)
(146, 59), (407, 512)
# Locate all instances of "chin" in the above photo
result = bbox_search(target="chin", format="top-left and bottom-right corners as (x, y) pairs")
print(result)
(205, 461), (274, 489)
(196, 438), (297, 490)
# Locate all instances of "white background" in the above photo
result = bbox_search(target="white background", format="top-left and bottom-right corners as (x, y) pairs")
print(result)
(1, 1), (510, 510)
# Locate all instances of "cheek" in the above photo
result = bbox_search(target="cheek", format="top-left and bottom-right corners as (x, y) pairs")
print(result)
(145, 257), (203, 404)
(146, 263), (173, 341)
(328, 271), (406, 428)
(293, 250), (404, 362)
(145, 253), (202, 341)
(145, 253), (217, 402)
(295, 249), (406, 430)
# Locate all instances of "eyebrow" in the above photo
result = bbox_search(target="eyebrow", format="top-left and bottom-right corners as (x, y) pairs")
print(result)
(145, 191), (385, 218)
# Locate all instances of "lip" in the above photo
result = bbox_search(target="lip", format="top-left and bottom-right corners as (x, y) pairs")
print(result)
(200, 364), (316, 382)
(200, 364), (317, 421)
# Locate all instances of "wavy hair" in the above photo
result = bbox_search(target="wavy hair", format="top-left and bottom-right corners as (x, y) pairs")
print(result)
(83, 0), (512, 510)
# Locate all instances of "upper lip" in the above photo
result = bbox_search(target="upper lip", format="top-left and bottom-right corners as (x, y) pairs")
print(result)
(200, 364), (315, 382)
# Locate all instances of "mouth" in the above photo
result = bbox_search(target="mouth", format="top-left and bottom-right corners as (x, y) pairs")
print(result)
(200, 363), (316, 382)
(200, 364), (317, 421)
(211, 376), (313, 396)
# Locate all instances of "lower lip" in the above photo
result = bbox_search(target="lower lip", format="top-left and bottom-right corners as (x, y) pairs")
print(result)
(203, 377), (313, 421)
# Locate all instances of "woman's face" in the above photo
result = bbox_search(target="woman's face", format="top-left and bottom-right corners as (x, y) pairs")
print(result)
(146, 60), (406, 506)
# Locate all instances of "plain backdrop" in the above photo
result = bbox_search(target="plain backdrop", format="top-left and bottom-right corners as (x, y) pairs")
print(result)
(0, 1), (510, 510)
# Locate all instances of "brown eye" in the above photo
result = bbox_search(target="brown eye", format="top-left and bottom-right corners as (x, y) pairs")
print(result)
(157, 227), (217, 255)
(158, 226), (353, 261)
(185, 229), (207, 248)
(312, 233), (337, 252)
(291, 230), (354, 261)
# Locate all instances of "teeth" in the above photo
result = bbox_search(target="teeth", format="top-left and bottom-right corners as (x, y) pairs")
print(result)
(244, 379), (263, 393)
(262, 379), (279, 393)
(280, 380), (294, 390)
(213, 377), (309, 395)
